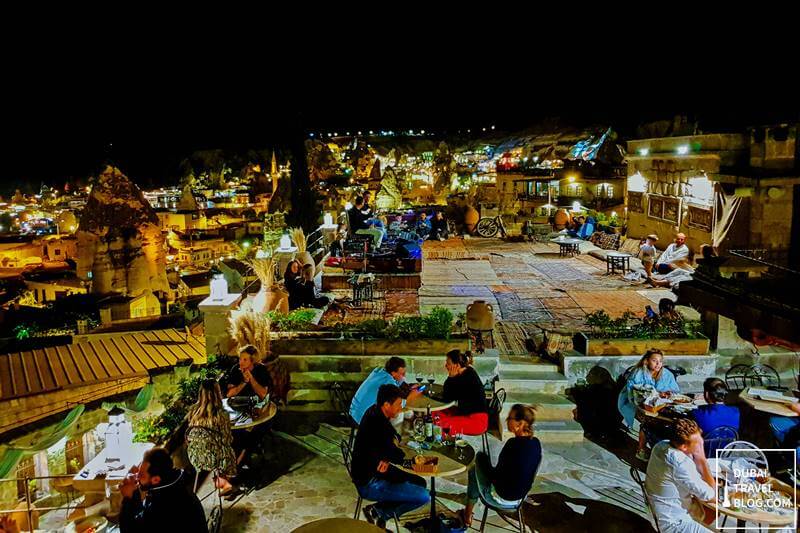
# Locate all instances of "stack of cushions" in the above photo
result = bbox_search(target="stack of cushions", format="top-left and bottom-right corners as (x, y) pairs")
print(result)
(589, 232), (621, 250)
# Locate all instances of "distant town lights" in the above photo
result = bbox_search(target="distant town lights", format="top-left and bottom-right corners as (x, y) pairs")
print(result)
(677, 145), (690, 155)
(638, 148), (649, 156)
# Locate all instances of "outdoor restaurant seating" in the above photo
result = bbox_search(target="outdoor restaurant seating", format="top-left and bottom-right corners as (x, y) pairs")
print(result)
(338, 440), (400, 531)
(483, 388), (506, 458)
(476, 460), (538, 533)
(629, 467), (662, 533)
(702, 425), (738, 457)
(718, 440), (769, 472)
(725, 363), (783, 392)
(331, 382), (358, 450)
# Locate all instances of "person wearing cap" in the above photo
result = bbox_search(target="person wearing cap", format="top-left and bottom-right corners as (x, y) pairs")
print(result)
(639, 234), (658, 277)
(655, 233), (690, 274)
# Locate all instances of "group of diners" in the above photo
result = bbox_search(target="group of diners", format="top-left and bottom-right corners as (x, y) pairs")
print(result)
(347, 351), (542, 530)
(618, 347), (799, 532)
(284, 258), (330, 310)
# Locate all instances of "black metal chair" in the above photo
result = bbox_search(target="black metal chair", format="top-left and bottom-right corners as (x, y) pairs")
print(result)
(745, 363), (784, 390)
(331, 382), (358, 450)
(629, 466), (662, 533)
(703, 426), (738, 458)
(725, 364), (751, 392)
(482, 388), (506, 458)
(476, 455), (539, 533)
(339, 440), (399, 530)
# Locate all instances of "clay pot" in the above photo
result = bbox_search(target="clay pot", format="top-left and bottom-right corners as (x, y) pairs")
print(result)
(466, 300), (495, 331)
(253, 285), (290, 314)
(554, 208), (572, 229)
(464, 206), (480, 233)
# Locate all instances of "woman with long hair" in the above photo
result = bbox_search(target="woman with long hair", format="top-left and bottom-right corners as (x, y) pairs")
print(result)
(617, 349), (680, 460)
(459, 404), (542, 526)
(186, 379), (238, 493)
(436, 349), (488, 435)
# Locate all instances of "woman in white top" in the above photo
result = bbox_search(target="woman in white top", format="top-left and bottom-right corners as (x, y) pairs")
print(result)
(645, 419), (715, 533)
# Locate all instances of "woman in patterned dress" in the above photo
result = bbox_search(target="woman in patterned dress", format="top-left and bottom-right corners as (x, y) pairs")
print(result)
(187, 379), (238, 493)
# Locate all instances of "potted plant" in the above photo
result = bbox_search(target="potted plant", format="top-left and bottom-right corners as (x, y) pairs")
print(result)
(249, 258), (288, 314)
(573, 310), (709, 356)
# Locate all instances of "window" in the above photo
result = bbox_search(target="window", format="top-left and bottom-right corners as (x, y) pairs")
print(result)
(54, 249), (61, 256)
(596, 184), (614, 198)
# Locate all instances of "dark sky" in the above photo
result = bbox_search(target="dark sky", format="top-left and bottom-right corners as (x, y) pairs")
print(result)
(1, 60), (797, 193)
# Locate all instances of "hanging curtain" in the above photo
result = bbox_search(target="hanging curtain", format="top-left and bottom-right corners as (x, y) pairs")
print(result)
(101, 383), (154, 413)
(712, 183), (743, 249)
(0, 405), (85, 478)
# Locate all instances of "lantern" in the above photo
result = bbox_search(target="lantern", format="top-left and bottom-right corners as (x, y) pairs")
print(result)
(210, 274), (228, 301)
(323, 212), (334, 226)
(104, 407), (133, 461)
(279, 233), (292, 250)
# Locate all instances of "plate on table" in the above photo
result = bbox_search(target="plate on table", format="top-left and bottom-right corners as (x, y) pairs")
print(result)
(67, 515), (108, 533)
(671, 394), (693, 404)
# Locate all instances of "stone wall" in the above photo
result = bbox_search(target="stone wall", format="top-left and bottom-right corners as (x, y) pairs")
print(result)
(747, 182), (796, 250)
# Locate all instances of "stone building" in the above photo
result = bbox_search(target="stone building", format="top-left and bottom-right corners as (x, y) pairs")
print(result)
(76, 166), (169, 297)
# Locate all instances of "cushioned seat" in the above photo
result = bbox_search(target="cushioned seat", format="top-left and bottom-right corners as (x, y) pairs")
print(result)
(587, 249), (609, 261)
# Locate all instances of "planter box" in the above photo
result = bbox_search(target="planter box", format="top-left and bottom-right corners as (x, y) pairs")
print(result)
(573, 332), (710, 356)
(272, 336), (468, 356)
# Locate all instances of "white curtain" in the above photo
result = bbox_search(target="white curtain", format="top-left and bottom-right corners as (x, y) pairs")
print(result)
(712, 183), (743, 249)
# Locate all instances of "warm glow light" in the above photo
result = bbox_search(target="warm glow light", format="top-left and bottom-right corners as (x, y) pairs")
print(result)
(532, 156), (539, 162)
(567, 175), (576, 182)
(345, 202), (353, 210)
(628, 172), (647, 193)
(420, 129), (425, 134)
(638, 148), (649, 156)
(279, 234), (292, 249)
(242, 241), (250, 248)
(611, 211), (617, 218)
(677, 145), (689, 155)
(572, 201), (582, 211)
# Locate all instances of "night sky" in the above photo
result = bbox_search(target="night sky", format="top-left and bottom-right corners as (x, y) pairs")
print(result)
(1, 67), (797, 193)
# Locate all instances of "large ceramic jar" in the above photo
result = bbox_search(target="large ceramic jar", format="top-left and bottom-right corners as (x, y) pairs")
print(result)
(464, 206), (480, 233)
(466, 300), (495, 331)
(554, 208), (571, 229)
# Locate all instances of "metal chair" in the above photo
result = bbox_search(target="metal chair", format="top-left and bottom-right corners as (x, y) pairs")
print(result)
(339, 440), (399, 530)
(331, 382), (358, 450)
(745, 363), (784, 390)
(703, 426), (739, 458)
(719, 440), (769, 472)
(725, 364), (751, 392)
(477, 456), (539, 533)
(629, 466), (662, 533)
(482, 388), (506, 457)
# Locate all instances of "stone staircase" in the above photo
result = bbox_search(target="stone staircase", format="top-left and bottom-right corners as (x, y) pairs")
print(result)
(496, 356), (584, 443)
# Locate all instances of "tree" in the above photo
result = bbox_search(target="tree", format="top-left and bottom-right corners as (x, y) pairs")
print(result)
(285, 116), (320, 233)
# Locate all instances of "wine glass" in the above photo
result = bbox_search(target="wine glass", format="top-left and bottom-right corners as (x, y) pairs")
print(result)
(442, 425), (451, 446)
(455, 432), (466, 460)
(415, 376), (424, 386)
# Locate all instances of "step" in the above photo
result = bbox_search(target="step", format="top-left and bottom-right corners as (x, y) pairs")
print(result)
(500, 392), (575, 421)
(502, 419), (584, 444)
(499, 372), (569, 394)
(498, 361), (560, 374)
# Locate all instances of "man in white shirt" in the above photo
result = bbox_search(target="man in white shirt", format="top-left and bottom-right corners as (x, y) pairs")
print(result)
(655, 233), (690, 274)
(645, 419), (716, 533)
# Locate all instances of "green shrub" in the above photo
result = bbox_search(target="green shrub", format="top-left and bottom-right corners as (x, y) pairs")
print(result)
(267, 309), (317, 331)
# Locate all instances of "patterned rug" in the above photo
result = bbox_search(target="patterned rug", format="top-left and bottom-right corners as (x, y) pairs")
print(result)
(493, 291), (552, 322)
(567, 290), (651, 318)
(531, 262), (592, 281)
(422, 238), (475, 260)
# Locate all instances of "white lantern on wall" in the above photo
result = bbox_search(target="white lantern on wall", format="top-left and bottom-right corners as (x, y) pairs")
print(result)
(210, 274), (228, 301)
(323, 212), (334, 226)
(104, 407), (133, 461)
(279, 233), (292, 250)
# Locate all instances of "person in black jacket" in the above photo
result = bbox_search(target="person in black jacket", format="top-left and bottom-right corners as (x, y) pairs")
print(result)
(459, 404), (542, 527)
(430, 211), (449, 241)
(350, 384), (430, 528)
(437, 350), (489, 435)
(348, 196), (369, 232)
(292, 264), (330, 309)
(119, 447), (207, 533)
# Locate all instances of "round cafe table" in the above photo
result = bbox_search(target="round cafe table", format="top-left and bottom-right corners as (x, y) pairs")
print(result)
(397, 439), (475, 532)
(700, 475), (797, 530)
(739, 387), (799, 417)
(405, 384), (455, 413)
(222, 399), (278, 430)
(291, 517), (383, 533)
(550, 237), (582, 257)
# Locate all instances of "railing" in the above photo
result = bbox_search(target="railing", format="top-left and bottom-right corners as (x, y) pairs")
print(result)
(729, 249), (800, 278)
(0, 474), (82, 532)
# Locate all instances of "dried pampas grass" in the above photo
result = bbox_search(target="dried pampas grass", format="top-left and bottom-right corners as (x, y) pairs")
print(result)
(248, 258), (276, 289)
(229, 308), (271, 361)
(290, 227), (307, 253)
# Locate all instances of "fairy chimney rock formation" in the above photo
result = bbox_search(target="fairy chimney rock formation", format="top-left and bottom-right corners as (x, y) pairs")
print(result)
(76, 166), (169, 297)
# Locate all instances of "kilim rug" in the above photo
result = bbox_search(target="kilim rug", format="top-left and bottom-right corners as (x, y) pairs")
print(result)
(531, 262), (592, 281)
(493, 292), (553, 322)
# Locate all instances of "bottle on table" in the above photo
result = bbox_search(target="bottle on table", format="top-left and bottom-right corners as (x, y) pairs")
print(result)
(424, 404), (433, 443)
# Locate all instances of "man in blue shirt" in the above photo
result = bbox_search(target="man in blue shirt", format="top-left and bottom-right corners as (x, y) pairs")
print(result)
(350, 357), (422, 425)
(691, 378), (740, 434)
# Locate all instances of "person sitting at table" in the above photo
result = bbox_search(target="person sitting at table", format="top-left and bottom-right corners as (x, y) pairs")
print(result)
(654, 233), (690, 274)
(658, 298), (681, 321)
(348, 196), (370, 232)
(436, 350), (489, 435)
(388, 214), (405, 233)
(120, 447), (208, 533)
(415, 212), (432, 240)
(645, 419), (716, 533)
(430, 211), (449, 241)
(226, 345), (271, 401)
(284, 259), (303, 308)
(186, 379), (238, 495)
(618, 349), (680, 461)
(291, 264), (330, 310)
(351, 384), (430, 528)
(350, 356), (423, 425)
(691, 378), (740, 436)
(459, 404), (542, 527)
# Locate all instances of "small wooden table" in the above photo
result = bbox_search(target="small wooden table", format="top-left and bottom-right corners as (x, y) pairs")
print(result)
(291, 517), (383, 533)
(397, 441), (476, 532)
(739, 388), (799, 417)
(405, 384), (455, 413)
(223, 399), (279, 430)
(551, 237), (582, 257)
(606, 251), (632, 274)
